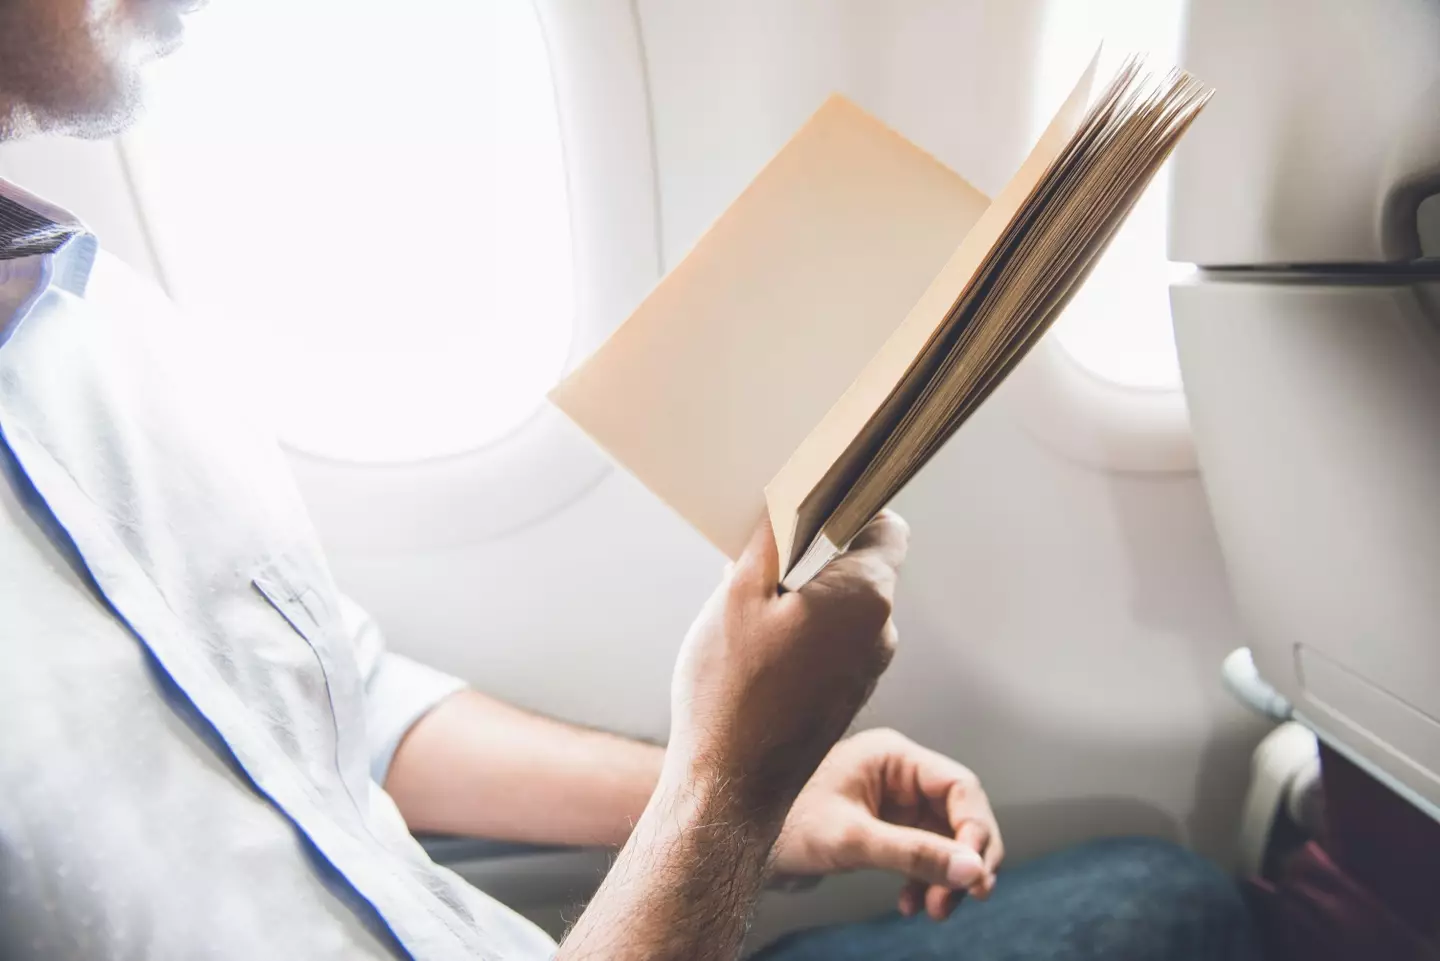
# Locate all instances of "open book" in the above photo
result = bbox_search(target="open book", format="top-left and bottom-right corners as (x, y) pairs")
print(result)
(551, 52), (1213, 590)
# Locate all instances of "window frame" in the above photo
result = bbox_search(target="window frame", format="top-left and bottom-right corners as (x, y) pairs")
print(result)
(116, 0), (662, 550)
(1009, 326), (1196, 474)
(1009, 0), (1196, 474)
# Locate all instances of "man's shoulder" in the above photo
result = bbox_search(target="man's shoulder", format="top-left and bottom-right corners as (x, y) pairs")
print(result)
(86, 246), (285, 435)
(86, 249), (184, 329)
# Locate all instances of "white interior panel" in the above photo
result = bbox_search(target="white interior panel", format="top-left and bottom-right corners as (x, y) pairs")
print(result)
(0, 0), (1274, 934)
(1170, 0), (1440, 265)
(318, 0), (1271, 928)
(1174, 277), (1440, 819)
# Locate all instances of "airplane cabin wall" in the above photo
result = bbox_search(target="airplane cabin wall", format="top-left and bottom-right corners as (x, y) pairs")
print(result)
(326, 0), (1272, 915)
(0, 0), (1274, 934)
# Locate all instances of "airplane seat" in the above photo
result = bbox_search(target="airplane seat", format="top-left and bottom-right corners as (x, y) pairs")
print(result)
(1172, 0), (1440, 825)
(1230, 715), (1440, 957)
(1234, 721), (1322, 880)
(1241, 737), (1440, 960)
(1173, 0), (1440, 954)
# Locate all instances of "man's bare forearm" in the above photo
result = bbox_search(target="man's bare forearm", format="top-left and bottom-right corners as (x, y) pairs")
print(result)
(385, 689), (663, 847)
(391, 514), (910, 958)
(557, 760), (783, 961)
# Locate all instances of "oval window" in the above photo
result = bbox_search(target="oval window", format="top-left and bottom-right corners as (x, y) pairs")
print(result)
(125, 0), (575, 463)
(1034, 0), (1186, 391)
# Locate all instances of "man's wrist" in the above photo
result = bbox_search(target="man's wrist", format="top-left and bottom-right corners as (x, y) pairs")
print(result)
(657, 747), (799, 846)
(564, 760), (785, 960)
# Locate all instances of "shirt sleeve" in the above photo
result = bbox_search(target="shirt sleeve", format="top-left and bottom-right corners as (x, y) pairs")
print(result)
(338, 593), (468, 786)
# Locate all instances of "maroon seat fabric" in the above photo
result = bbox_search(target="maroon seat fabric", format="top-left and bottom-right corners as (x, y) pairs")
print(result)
(1248, 745), (1440, 961)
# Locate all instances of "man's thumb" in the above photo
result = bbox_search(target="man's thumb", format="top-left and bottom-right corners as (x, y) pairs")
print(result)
(858, 821), (986, 888)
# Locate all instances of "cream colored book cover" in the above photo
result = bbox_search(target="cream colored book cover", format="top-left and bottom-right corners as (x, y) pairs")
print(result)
(548, 95), (989, 559)
(550, 50), (1209, 586)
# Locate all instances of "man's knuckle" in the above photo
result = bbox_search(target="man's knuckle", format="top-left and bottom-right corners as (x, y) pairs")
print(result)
(835, 820), (870, 861)
(884, 512), (912, 545)
(862, 727), (908, 756)
(907, 844), (944, 881)
(883, 727), (912, 752)
(868, 726), (903, 746)
(880, 619), (899, 651)
(892, 512), (911, 539)
(853, 577), (892, 623)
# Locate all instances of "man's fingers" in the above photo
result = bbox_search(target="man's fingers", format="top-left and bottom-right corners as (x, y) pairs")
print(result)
(847, 510), (910, 568)
(956, 820), (990, 860)
(810, 510), (910, 606)
(900, 875), (966, 922)
(955, 819), (994, 897)
(924, 883), (958, 921)
(859, 821), (986, 890)
(736, 513), (781, 591)
(983, 830), (1005, 875)
(841, 510), (910, 591)
(897, 880), (924, 917)
(973, 872), (996, 900)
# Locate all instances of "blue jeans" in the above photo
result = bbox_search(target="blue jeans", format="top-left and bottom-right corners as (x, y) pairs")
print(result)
(755, 838), (1264, 961)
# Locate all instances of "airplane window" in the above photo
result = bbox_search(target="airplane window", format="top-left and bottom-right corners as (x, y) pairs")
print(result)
(123, 0), (575, 463)
(1034, 0), (1186, 391)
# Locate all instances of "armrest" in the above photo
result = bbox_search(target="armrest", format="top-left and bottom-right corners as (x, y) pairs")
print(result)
(416, 835), (568, 865)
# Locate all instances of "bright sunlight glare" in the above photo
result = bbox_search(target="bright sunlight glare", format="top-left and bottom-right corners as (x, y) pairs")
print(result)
(125, 0), (575, 462)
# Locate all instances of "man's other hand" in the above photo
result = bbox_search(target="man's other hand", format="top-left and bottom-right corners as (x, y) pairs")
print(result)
(667, 511), (910, 821)
(774, 728), (1005, 920)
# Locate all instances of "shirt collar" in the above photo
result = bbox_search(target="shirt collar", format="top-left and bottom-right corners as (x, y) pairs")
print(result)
(0, 176), (98, 297)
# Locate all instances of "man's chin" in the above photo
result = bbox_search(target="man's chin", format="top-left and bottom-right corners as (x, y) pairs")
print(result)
(62, 105), (142, 140)
(0, 1), (182, 142)
(37, 73), (145, 140)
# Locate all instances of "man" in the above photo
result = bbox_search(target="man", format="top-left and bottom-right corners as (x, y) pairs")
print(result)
(0, 1), (1262, 958)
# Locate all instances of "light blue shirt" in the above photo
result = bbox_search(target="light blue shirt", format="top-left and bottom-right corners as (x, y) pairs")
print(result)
(0, 179), (556, 960)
